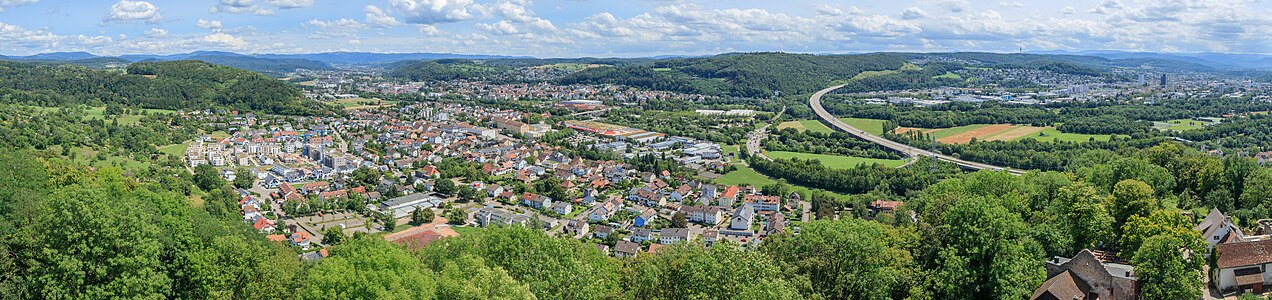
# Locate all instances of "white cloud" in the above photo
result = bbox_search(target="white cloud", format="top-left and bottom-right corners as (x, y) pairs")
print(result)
(365, 5), (400, 28)
(203, 32), (247, 48)
(306, 18), (370, 38)
(389, 0), (484, 24)
(197, 19), (223, 30)
(902, 7), (928, 20)
(105, 0), (162, 23)
(1063, 6), (1076, 14)
(211, 0), (275, 15)
(416, 24), (444, 36)
(266, 0), (312, 9)
(0, 0), (37, 12)
(145, 28), (167, 37)
(211, 0), (254, 13)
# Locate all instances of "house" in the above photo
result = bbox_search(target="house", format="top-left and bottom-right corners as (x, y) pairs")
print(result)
(746, 194), (781, 212)
(290, 232), (312, 249)
(702, 230), (719, 246)
(595, 244), (611, 256)
(681, 205), (723, 225)
(700, 184), (718, 204)
(659, 228), (692, 245)
(1214, 239), (1272, 293)
(475, 207), (530, 227)
(1196, 208), (1245, 250)
(719, 186), (740, 207)
(631, 228), (656, 243)
(870, 199), (904, 213)
(634, 209), (657, 227)
(647, 243), (668, 255)
(251, 216), (276, 233)
(764, 213), (786, 236)
(551, 201), (573, 215)
(1031, 249), (1138, 300)
(614, 241), (642, 258)
(521, 192), (552, 209)
(593, 225), (613, 239)
(300, 249), (329, 262)
(589, 199), (623, 222)
(564, 220), (589, 236)
(730, 204), (755, 231)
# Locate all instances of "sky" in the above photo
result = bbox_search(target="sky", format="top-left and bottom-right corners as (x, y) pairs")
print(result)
(0, 0), (1270, 57)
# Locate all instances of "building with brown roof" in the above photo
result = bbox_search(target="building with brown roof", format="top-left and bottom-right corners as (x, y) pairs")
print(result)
(1215, 239), (1272, 293)
(1031, 249), (1138, 300)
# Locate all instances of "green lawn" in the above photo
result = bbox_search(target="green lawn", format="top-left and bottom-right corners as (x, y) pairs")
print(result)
(718, 143), (740, 158)
(713, 164), (853, 201)
(1153, 119), (1211, 131)
(157, 142), (191, 156)
(776, 121), (806, 131)
(933, 72), (962, 80)
(765, 151), (907, 169)
(451, 225), (484, 236)
(1016, 128), (1114, 143)
(837, 117), (887, 135)
(799, 120), (834, 134)
(776, 120), (834, 134)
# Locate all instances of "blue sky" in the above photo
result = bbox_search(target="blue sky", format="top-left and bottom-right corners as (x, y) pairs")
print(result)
(1, 0), (1270, 57)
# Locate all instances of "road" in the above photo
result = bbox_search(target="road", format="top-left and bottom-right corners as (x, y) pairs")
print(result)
(809, 85), (1025, 175)
(744, 106), (784, 160)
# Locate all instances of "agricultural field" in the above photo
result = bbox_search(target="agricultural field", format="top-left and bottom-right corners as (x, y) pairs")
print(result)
(895, 123), (1113, 144)
(765, 151), (908, 169)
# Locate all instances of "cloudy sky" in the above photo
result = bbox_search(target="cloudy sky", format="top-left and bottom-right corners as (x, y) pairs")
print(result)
(0, 0), (1269, 57)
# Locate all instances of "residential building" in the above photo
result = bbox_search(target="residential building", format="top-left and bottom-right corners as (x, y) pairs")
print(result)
(614, 241), (641, 258)
(659, 228), (692, 244)
(1215, 239), (1272, 293)
(730, 204), (755, 231)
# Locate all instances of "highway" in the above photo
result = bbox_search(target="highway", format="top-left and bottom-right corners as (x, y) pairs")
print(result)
(809, 85), (1025, 175)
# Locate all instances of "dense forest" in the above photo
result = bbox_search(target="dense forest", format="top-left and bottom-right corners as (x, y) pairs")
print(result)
(763, 127), (900, 159)
(0, 60), (332, 115)
(557, 53), (909, 98)
(387, 59), (508, 82)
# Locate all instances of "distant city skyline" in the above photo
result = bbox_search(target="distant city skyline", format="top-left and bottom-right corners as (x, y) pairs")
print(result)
(1, 0), (1270, 57)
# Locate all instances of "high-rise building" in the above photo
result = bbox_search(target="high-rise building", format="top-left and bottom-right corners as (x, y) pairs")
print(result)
(1138, 74), (1146, 85)
(1160, 74), (1167, 87)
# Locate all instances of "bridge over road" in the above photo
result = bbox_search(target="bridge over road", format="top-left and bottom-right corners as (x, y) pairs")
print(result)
(809, 85), (1025, 175)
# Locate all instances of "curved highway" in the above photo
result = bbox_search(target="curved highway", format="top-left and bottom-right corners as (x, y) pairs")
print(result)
(809, 85), (1025, 175)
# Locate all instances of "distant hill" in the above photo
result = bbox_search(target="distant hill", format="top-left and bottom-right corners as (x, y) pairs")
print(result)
(554, 52), (910, 98)
(258, 52), (528, 65)
(0, 60), (332, 115)
(386, 59), (509, 82)
(1029, 50), (1272, 70)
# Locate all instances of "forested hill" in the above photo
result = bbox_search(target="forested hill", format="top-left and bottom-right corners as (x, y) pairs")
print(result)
(555, 52), (910, 98)
(0, 60), (332, 115)
(386, 59), (508, 82)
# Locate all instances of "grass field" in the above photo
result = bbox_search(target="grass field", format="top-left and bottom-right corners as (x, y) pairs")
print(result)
(719, 143), (740, 158)
(713, 164), (853, 201)
(838, 117), (887, 135)
(765, 151), (907, 169)
(157, 142), (191, 156)
(896, 122), (1114, 144)
(933, 72), (962, 80)
(776, 120), (805, 131)
(24, 105), (175, 125)
(1153, 119), (1213, 131)
(777, 120), (834, 134)
(329, 98), (398, 110)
